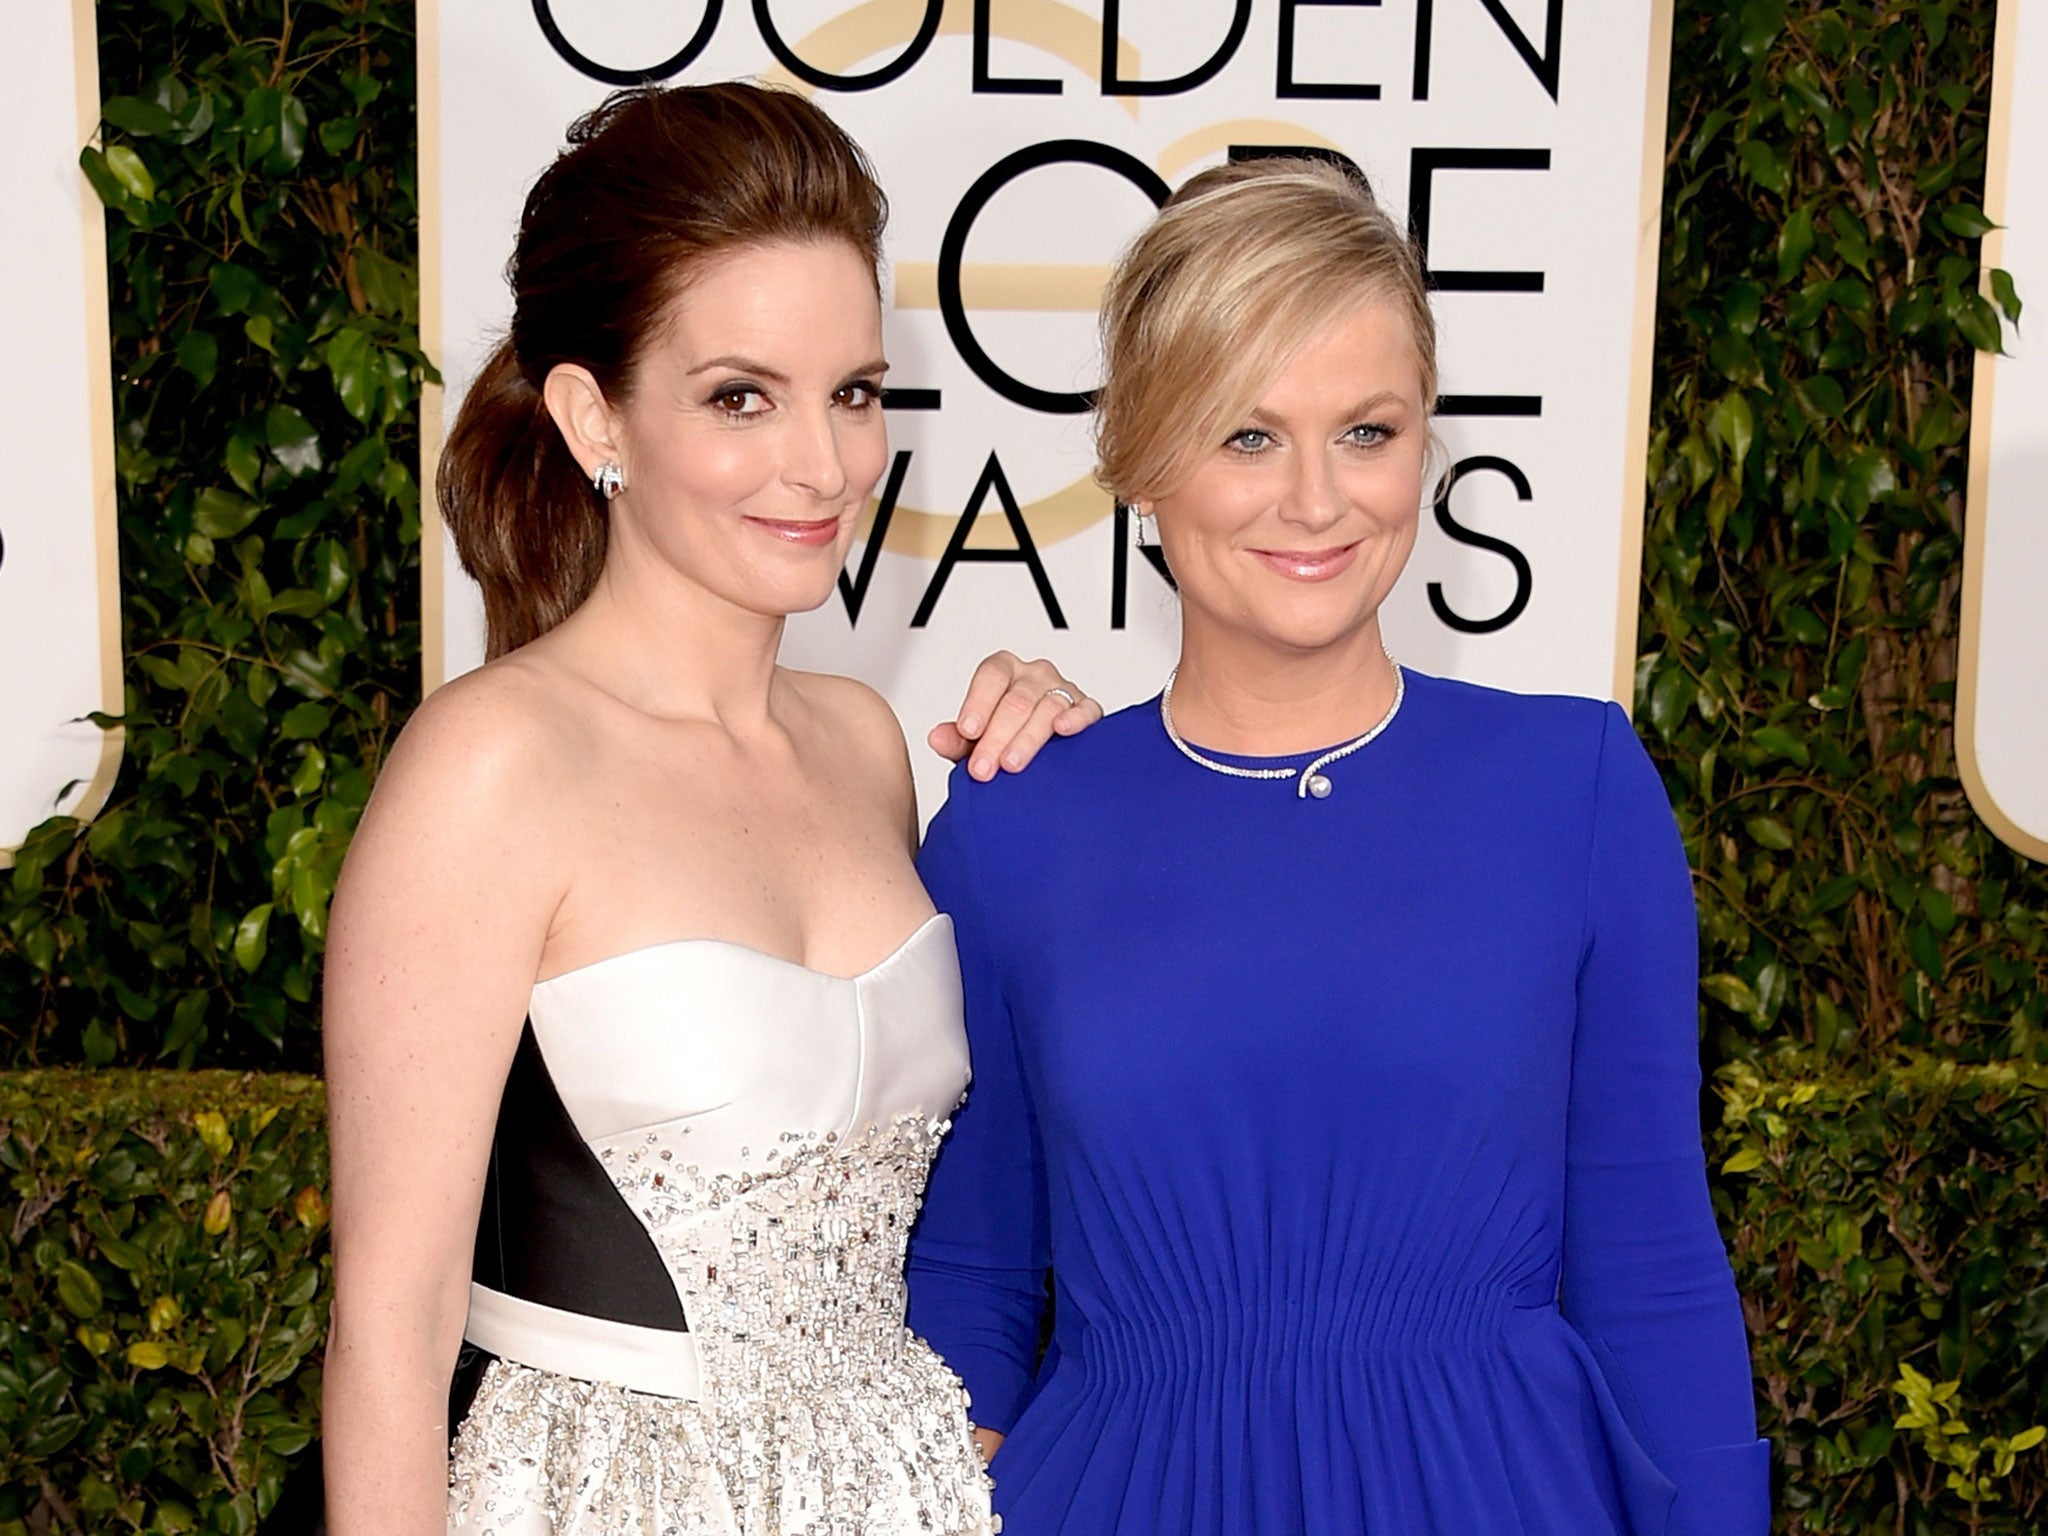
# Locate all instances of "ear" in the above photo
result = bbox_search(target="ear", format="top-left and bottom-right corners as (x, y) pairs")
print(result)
(541, 364), (623, 482)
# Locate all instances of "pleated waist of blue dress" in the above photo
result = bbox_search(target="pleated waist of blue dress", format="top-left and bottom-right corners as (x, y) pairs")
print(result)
(1055, 1278), (1563, 1382)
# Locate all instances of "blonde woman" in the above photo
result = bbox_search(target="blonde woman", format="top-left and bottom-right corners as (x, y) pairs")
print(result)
(906, 160), (1767, 1535)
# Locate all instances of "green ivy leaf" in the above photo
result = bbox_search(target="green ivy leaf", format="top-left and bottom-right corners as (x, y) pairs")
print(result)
(1746, 814), (1797, 850)
(176, 329), (219, 388)
(1751, 724), (1813, 768)
(1955, 292), (2004, 354)
(1990, 267), (2023, 325)
(208, 262), (261, 316)
(56, 1260), (103, 1319)
(192, 487), (260, 538)
(324, 328), (378, 423)
(233, 903), (273, 973)
(1940, 203), (1997, 239)
(264, 404), (322, 477)
(1738, 138), (1790, 197)
(103, 96), (174, 137)
(103, 144), (156, 202)
(1709, 392), (1756, 469)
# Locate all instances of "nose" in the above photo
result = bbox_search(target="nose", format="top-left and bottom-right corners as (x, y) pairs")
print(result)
(785, 403), (849, 502)
(1277, 445), (1346, 532)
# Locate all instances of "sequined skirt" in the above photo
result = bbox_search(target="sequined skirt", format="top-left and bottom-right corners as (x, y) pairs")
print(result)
(445, 1343), (997, 1535)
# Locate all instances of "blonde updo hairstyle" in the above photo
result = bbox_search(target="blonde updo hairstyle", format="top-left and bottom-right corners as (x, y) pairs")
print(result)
(1095, 157), (1441, 507)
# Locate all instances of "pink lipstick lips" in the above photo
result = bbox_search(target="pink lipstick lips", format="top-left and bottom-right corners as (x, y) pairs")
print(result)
(1247, 541), (1361, 581)
(747, 515), (841, 546)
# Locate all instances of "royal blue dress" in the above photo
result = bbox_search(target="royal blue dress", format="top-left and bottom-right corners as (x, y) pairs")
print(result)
(906, 671), (1768, 1535)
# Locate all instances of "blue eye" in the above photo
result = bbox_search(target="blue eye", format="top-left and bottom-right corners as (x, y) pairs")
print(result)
(1227, 428), (1273, 453)
(1346, 422), (1394, 446)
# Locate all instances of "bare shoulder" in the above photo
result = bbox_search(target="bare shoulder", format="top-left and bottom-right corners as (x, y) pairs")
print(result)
(782, 669), (910, 763)
(378, 659), (576, 804)
(347, 657), (588, 883)
(780, 669), (915, 832)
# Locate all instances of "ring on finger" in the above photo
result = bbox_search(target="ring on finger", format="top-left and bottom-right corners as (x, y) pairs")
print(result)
(1046, 685), (1079, 709)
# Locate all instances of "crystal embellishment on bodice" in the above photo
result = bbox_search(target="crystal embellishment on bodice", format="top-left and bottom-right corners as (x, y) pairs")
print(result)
(445, 919), (995, 1535)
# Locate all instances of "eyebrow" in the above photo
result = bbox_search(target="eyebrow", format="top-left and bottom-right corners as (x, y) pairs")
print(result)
(685, 354), (890, 383)
(1246, 390), (1410, 425)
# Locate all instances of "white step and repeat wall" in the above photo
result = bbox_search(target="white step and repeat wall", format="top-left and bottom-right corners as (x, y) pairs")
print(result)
(1961, 0), (2048, 863)
(425, 0), (1674, 819)
(0, 0), (122, 861)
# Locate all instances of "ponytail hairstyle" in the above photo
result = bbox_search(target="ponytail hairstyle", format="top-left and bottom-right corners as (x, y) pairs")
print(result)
(438, 83), (889, 659)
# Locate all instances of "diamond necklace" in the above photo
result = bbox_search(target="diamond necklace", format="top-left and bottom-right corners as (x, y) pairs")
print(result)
(1158, 663), (1406, 800)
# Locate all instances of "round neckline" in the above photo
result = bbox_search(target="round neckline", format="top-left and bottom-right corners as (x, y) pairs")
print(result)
(1154, 667), (1416, 769)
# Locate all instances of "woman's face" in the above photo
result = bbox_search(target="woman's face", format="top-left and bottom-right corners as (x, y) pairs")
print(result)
(1149, 299), (1427, 661)
(603, 239), (889, 620)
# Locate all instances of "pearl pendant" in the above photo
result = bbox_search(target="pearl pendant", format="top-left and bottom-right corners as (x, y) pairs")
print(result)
(1307, 774), (1333, 799)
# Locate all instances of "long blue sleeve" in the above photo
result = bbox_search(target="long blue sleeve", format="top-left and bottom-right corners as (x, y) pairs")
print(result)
(907, 771), (1051, 1434)
(1563, 704), (1770, 1533)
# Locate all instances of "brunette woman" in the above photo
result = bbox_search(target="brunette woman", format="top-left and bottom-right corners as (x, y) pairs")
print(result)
(319, 83), (1094, 1535)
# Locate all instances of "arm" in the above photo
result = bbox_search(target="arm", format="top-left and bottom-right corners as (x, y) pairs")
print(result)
(321, 678), (565, 1536)
(906, 775), (1052, 1454)
(1563, 704), (1770, 1534)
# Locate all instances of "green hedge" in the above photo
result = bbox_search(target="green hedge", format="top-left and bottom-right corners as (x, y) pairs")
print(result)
(1647, 1), (2046, 1068)
(1716, 1055), (2048, 1531)
(0, 0), (429, 1072)
(2, 1059), (2042, 1534)
(0, 1073), (328, 1535)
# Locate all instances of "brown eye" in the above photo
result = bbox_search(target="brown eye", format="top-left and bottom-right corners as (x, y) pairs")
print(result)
(835, 381), (881, 409)
(709, 384), (766, 415)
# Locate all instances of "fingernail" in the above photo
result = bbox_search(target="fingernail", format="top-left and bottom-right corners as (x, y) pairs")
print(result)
(970, 756), (992, 780)
(960, 714), (983, 737)
(1003, 750), (1023, 770)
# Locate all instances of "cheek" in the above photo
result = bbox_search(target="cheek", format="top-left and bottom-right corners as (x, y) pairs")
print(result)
(845, 420), (891, 497)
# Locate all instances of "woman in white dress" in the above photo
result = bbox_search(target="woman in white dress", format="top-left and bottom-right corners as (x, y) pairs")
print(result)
(317, 83), (1096, 1535)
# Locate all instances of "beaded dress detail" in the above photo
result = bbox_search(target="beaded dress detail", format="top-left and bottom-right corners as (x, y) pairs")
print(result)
(445, 916), (995, 1536)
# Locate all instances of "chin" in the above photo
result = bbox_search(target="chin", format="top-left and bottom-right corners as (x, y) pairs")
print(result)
(756, 565), (847, 620)
(1232, 599), (1382, 656)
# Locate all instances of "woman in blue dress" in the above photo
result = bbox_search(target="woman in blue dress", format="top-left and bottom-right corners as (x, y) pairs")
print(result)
(906, 159), (1769, 1535)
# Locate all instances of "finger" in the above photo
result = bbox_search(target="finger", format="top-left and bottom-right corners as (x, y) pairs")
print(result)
(951, 650), (1021, 743)
(1051, 695), (1105, 736)
(968, 675), (1052, 780)
(984, 686), (1079, 776)
(927, 721), (971, 762)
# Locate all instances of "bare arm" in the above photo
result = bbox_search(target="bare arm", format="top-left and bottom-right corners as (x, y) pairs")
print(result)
(321, 677), (566, 1536)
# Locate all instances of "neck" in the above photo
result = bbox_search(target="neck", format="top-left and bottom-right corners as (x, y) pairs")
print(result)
(554, 543), (788, 732)
(1168, 621), (1399, 755)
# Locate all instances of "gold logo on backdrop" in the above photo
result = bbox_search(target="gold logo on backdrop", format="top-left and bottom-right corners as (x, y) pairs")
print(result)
(765, 4), (1338, 560)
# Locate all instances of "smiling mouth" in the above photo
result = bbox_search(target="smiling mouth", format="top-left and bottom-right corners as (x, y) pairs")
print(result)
(745, 515), (842, 547)
(1247, 542), (1362, 581)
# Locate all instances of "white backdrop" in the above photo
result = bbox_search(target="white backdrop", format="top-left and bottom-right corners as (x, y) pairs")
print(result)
(0, 0), (122, 861)
(424, 0), (1674, 820)
(1961, 0), (2048, 863)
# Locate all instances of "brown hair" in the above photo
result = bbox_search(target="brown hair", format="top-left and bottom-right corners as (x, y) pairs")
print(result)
(439, 83), (889, 658)
(1094, 158), (1438, 505)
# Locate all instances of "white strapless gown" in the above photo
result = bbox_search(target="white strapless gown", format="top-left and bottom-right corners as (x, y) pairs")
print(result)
(444, 915), (996, 1535)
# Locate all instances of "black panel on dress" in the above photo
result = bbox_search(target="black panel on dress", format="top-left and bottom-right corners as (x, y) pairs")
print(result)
(473, 1018), (689, 1332)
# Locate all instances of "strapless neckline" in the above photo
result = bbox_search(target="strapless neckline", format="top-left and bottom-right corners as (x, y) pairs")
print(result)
(531, 911), (950, 992)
